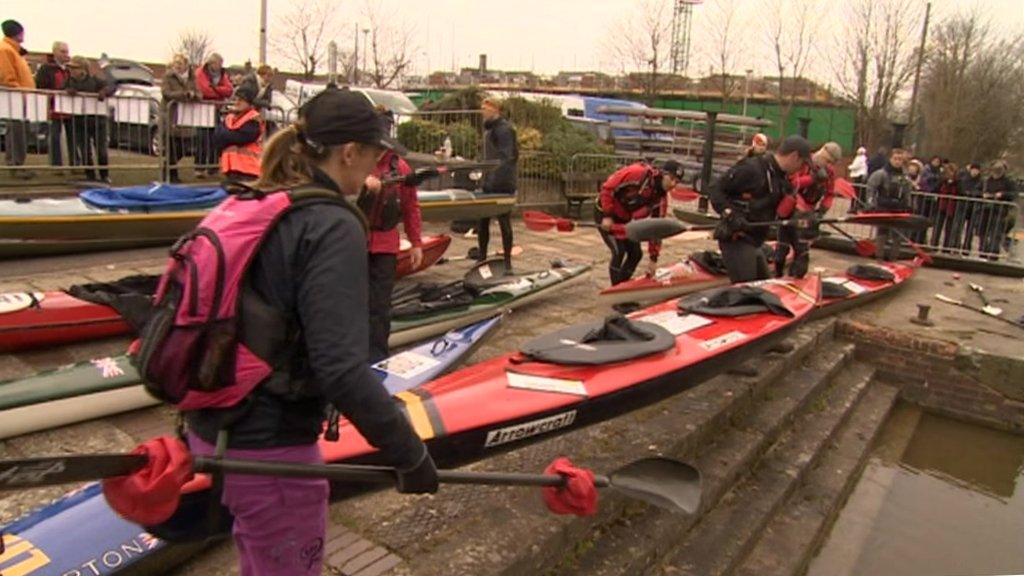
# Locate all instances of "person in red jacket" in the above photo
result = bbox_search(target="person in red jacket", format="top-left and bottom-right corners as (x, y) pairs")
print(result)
(595, 160), (684, 286)
(195, 52), (233, 177)
(932, 161), (961, 251)
(360, 124), (423, 362)
(774, 142), (841, 278)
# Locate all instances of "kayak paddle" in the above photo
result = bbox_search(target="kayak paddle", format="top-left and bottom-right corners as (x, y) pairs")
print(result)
(0, 440), (702, 516)
(825, 222), (877, 257)
(625, 213), (928, 242)
(832, 179), (934, 264)
(968, 283), (1003, 316)
(437, 245), (524, 264)
(934, 294), (1023, 331)
(522, 211), (626, 237)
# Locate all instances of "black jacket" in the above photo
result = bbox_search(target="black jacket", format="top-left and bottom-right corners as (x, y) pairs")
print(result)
(709, 154), (788, 244)
(34, 55), (68, 90)
(65, 73), (115, 99)
(866, 162), (911, 212)
(482, 116), (518, 194)
(187, 169), (427, 470)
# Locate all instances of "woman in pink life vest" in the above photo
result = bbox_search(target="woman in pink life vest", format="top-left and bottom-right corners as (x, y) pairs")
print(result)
(185, 87), (438, 576)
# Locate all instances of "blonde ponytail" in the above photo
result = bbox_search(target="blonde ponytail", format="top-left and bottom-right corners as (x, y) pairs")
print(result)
(254, 121), (330, 192)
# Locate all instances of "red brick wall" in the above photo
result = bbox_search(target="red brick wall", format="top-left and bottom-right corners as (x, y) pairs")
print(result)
(837, 320), (1024, 433)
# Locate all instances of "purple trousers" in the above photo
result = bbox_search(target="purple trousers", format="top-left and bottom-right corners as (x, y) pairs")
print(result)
(189, 434), (329, 576)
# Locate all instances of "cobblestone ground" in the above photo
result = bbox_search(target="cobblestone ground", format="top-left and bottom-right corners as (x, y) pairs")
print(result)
(1, 217), (1020, 575)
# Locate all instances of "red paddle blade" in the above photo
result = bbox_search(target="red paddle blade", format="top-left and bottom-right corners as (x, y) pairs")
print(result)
(523, 210), (558, 232)
(854, 239), (877, 257)
(555, 219), (576, 232)
(670, 186), (701, 202)
(834, 178), (857, 200)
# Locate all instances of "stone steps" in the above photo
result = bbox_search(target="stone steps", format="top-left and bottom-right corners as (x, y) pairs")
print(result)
(563, 336), (857, 576)
(651, 361), (875, 576)
(733, 382), (900, 576)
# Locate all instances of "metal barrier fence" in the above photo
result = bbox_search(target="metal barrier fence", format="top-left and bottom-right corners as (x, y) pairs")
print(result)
(825, 183), (1021, 263)
(0, 86), (288, 188)
(1, 86), (162, 186)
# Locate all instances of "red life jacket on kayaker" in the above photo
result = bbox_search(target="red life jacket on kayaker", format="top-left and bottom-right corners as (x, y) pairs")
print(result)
(219, 109), (264, 178)
(778, 162), (835, 217)
(129, 185), (363, 410)
(598, 163), (669, 222)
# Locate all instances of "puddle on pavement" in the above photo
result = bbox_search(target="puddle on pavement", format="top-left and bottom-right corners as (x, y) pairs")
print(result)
(809, 402), (1024, 576)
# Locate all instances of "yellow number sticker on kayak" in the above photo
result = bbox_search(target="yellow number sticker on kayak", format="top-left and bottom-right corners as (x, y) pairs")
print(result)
(0, 534), (51, 576)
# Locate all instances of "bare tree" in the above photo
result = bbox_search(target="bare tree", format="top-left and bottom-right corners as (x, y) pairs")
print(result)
(174, 30), (213, 67)
(828, 0), (924, 150)
(602, 0), (674, 99)
(272, 0), (344, 80)
(762, 0), (818, 137)
(363, 2), (416, 89)
(699, 0), (744, 101)
(918, 12), (1024, 164)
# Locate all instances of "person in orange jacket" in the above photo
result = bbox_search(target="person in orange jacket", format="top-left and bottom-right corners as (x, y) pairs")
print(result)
(1, 20), (35, 177)
(214, 84), (264, 181)
(774, 142), (841, 277)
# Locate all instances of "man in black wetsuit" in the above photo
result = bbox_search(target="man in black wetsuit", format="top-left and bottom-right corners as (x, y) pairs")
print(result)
(710, 135), (810, 283)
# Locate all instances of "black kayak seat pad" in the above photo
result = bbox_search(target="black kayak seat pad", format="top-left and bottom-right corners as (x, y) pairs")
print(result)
(821, 280), (856, 299)
(689, 250), (729, 276)
(678, 285), (795, 318)
(521, 314), (676, 366)
(846, 264), (895, 282)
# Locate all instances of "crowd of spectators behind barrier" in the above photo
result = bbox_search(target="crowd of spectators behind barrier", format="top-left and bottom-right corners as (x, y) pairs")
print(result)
(849, 146), (1019, 259)
(0, 18), (278, 182)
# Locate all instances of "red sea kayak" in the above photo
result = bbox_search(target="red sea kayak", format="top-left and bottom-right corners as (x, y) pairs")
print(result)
(814, 258), (918, 317)
(0, 234), (451, 352)
(598, 251), (730, 306)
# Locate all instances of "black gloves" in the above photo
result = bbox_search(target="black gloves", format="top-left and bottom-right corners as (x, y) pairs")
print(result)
(713, 209), (749, 241)
(396, 449), (439, 494)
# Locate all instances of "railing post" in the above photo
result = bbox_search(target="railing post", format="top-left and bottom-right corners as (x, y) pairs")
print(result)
(698, 111), (718, 213)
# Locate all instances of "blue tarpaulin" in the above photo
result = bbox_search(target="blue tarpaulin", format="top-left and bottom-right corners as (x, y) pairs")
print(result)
(80, 184), (227, 211)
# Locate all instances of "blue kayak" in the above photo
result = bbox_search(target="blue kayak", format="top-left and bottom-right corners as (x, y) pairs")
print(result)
(0, 315), (502, 576)
(79, 184), (227, 211)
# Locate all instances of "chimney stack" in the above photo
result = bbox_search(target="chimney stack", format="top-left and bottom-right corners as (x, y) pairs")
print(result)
(479, 54), (487, 74)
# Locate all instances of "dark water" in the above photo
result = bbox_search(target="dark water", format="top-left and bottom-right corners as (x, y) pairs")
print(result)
(809, 403), (1024, 576)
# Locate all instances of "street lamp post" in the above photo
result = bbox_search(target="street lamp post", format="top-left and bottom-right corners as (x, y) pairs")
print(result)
(362, 28), (370, 85)
(742, 69), (753, 139)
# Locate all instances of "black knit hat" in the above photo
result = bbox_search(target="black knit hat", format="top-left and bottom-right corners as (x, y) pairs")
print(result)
(661, 160), (685, 180)
(2, 20), (24, 38)
(298, 86), (406, 155)
(234, 83), (258, 104)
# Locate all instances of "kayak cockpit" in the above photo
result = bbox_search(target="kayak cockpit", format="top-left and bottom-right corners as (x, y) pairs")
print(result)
(518, 315), (676, 365)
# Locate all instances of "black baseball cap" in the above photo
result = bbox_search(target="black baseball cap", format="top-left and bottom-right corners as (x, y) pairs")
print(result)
(779, 135), (811, 159)
(661, 160), (685, 180)
(298, 87), (407, 155)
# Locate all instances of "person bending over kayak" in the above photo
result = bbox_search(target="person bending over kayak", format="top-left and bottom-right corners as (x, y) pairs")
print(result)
(360, 107), (424, 362)
(596, 160), (684, 286)
(186, 87), (437, 576)
(774, 141), (841, 278)
(710, 135), (809, 283)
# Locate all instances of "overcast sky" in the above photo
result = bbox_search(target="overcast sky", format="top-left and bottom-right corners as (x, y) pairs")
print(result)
(5, 0), (1022, 81)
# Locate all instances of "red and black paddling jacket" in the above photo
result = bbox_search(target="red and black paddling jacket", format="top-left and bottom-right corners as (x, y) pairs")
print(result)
(598, 162), (668, 260)
(778, 162), (836, 218)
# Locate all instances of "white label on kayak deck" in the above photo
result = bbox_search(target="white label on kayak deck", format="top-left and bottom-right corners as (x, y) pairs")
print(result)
(640, 311), (713, 336)
(484, 410), (577, 447)
(824, 277), (868, 295)
(506, 372), (588, 397)
(91, 357), (125, 378)
(479, 265), (494, 280)
(0, 292), (44, 314)
(373, 351), (441, 380)
(699, 331), (746, 351)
